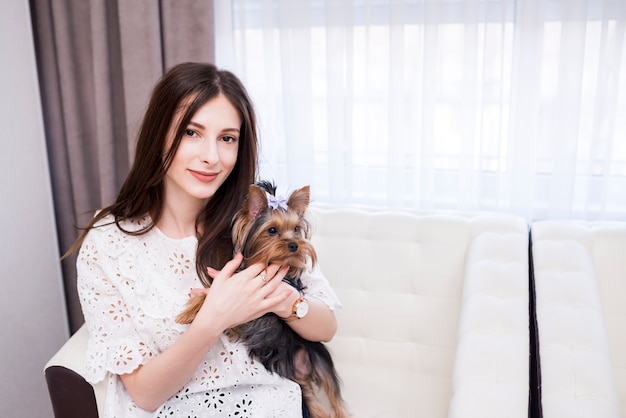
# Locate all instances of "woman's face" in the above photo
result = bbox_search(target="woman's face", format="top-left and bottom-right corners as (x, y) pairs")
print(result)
(164, 94), (241, 211)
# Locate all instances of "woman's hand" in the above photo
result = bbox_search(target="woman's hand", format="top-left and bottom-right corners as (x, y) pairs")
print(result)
(193, 253), (294, 333)
(193, 256), (338, 343)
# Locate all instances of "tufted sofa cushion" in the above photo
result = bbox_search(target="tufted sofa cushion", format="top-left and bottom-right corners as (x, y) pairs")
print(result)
(532, 220), (626, 418)
(309, 204), (529, 418)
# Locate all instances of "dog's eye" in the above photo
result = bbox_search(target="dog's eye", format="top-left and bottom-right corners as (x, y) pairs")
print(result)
(268, 227), (278, 236)
(294, 226), (300, 234)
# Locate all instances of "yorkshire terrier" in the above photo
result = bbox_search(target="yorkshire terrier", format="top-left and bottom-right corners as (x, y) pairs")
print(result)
(176, 180), (348, 418)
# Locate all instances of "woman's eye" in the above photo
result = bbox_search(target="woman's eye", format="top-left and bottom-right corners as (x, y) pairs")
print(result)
(222, 135), (237, 143)
(268, 227), (278, 236)
(185, 129), (198, 137)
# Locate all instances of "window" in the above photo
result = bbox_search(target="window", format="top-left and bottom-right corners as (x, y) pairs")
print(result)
(215, 0), (626, 220)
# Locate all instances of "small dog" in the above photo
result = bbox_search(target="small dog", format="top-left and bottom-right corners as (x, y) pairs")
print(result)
(176, 180), (348, 418)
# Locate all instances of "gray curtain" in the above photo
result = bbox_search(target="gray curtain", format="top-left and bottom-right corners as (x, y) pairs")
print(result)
(29, 0), (215, 333)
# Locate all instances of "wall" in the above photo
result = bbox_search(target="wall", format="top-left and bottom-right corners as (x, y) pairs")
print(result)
(0, 1), (69, 417)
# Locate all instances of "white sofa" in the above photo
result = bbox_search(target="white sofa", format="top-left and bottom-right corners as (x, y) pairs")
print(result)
(310, 204), (530, 417)
(531, 220), (626, 418)
(46, 204), (532, 417)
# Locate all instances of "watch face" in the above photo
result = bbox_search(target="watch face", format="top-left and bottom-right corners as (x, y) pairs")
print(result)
(296, 298), (309, 318)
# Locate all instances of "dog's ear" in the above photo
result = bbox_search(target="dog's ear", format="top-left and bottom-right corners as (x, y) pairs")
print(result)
(244, 184), (268, 220)
(287, 185), (310, 217)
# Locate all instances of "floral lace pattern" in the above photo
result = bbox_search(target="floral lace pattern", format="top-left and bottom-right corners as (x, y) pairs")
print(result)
(77, 214), (341, 417)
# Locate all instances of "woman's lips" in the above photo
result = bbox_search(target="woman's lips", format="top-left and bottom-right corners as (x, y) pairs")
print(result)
(189, 169), (218, 182)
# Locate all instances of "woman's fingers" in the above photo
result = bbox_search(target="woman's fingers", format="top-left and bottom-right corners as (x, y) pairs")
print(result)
(219, 252), (244, 277)
(258, 286), (294, 314)
(258, 264), (288, 283)
(189, 288), (209, 297)
(210, 253), (255, 283)
(272, 265), (289, 282)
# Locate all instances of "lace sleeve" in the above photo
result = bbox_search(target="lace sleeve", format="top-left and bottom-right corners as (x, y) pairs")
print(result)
(301, 262), (342, 310)
(76, 224), (156, 384)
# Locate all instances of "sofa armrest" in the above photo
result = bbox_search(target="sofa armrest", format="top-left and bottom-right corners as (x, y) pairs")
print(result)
(532, 221), (622, 417)
(449, 228), (530, 418)
(44, 324), (107, 417)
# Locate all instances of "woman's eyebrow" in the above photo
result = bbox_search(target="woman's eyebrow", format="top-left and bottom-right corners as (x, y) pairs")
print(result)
(188, 121), (206, 130)
(187, 121), (240, 134)
(222, 127), (241, 135)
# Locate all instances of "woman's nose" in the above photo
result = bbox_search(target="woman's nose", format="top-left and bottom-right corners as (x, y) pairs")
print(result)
(200, 139), (219, 163)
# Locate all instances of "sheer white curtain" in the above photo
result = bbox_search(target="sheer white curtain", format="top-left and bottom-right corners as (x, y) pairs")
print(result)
(214, 0), (626, 221)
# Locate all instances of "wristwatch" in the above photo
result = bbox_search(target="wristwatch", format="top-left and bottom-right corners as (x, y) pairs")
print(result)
(283, 296), (309, 322)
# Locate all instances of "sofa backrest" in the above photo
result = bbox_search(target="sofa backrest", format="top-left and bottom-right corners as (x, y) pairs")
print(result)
(309, 204), (530, 418)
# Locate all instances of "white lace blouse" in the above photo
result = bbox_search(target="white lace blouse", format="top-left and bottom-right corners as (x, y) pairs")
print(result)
(77, 214), (341, 418)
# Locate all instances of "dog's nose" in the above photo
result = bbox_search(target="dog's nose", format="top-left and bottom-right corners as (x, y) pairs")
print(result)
(288, 242), (299, 252)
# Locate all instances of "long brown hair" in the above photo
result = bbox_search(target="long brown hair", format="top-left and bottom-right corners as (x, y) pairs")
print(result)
(65, 62), (259, 286)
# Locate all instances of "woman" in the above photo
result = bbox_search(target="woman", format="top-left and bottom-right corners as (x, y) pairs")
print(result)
(69, 62), (341, 417)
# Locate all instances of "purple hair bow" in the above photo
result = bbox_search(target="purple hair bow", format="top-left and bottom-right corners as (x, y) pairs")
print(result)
(267, 194), (288, 211)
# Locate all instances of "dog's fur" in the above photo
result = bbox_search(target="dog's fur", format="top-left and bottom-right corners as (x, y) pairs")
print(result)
(176, 181), (348, 418)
